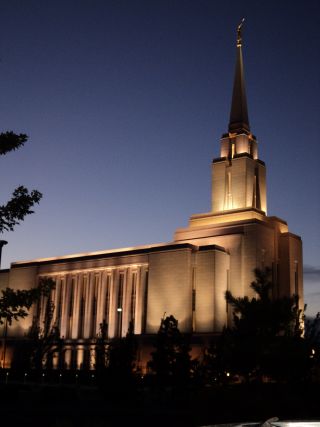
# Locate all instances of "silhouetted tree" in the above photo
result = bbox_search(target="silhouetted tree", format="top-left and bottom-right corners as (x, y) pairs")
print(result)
(96, 321), (138, 392)
(0, 131), (42, 234)
(0, 278), (53, 327)
(95, 322), (138, 396)
(1, 278), (54, 369)
(148, 315), (191, 386)
(0, 129), (43, 369)
(223, 267), (310, 382)
(107, 321), (137, 378)
(26, 280), (64, 371)
(194, 336), (232, 386)
(226, 268), (304, 338)
(305, 313), (320, 346)
(95, 319), (108, 373)
(305, 313), (320, 381)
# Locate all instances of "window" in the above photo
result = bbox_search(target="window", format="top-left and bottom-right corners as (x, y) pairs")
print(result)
(231, 142), (235, 158)
(116, 273), (124, 337)
(66, 277), (75, 338)
(103, 275), (111, 336)
(294, 261), (299, 295)
(90, 275), (99, 337)
(78, 297), (85, 339)
(142, 271), (148, 333)
(78, 276), (87, 338)
(192, 289), (196, 311)
(56, 279), (63, 330)
(191, 267), (196, 332)
(131, 272), (137, 327)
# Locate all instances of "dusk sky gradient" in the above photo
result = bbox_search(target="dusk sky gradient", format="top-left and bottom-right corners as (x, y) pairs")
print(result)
(0, 1), (319, 314)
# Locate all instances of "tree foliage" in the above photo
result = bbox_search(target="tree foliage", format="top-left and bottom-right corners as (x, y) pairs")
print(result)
(95, 320), (109, 373)
(222, 268), (310, 382)
(0, 186), (42, 233)
(106, 321), (137, 377)
(14, 296), (62, 372)
(0, 131), (42, 233)
(0, 278), (54, 325)
(0, 131), (27, 155)
(148, 315), (191, 385)
(225, 267), (304, 339)
(26, 280), (63, 370)
(95, 321), (138, 390)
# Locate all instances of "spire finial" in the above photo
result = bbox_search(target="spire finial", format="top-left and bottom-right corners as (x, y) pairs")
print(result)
(237, 18), (245, 47)
(228, 18), (250, 134)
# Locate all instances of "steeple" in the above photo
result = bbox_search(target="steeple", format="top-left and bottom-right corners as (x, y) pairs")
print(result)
(228, 19), (250, 134)
(209, 21), (267, 215)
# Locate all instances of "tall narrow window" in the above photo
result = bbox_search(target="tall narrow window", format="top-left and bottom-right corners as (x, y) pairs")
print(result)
(103, 275), (111, 336)
(226, 269), (230, 315)
(35, 282), (43, 326)
(227, 171), (232, 209)
(67, 278), (74, 338)
(192, 289), (196, 312)
(56, 280), (63, 330)
(78, 297), (85, 339)
(116, 274), (124, 337)
(91, 275), (99, 338)
(231, 141), (235, 158)
(45, 280), (55, 331)
(142, 271), (148, 334)
(69, 279), (74, 317)
(294, 261), (299, 296)
(91, 296), (97, 337)
(130, 272), (137, 328)
(253, 175), (257, 208)
(78, 276), (86, 339)
(191, 267), (196, 332)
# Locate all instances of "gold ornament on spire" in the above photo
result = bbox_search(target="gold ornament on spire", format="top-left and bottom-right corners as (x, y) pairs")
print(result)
(237, 18), (245, 47)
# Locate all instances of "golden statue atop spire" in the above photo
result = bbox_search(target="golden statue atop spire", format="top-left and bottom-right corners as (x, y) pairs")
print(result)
(229, 17), (250, 134)
(237, 18), (245, 47)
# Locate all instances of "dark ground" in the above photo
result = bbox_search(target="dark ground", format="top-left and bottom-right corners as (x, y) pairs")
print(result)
(1, 382), (320, 427)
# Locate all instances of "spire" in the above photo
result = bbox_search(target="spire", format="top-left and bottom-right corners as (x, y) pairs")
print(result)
(228, 19), (250, 134)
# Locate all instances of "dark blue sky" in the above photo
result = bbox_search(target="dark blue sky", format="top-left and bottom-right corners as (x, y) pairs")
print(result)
(0, 1), (319, 314)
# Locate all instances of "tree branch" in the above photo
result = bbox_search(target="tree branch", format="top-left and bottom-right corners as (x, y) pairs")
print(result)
(0, 131), (28, 155)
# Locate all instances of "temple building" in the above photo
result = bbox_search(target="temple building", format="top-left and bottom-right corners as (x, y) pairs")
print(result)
(0, 26), (303, 370)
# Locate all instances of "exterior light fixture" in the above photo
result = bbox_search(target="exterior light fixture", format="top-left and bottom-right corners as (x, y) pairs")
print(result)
(117, 307), (122, 312)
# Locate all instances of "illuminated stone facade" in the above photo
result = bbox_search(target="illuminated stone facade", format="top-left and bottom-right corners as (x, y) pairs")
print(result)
(0, 30), (303, 370)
